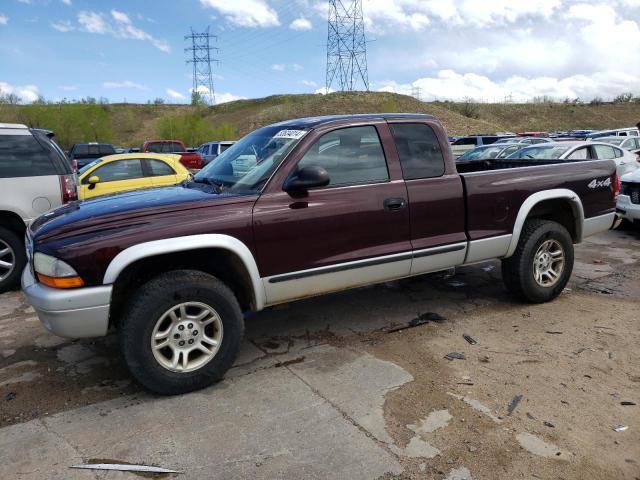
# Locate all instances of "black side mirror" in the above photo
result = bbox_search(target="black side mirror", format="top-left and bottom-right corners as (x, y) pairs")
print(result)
(284, 166), (330, 193)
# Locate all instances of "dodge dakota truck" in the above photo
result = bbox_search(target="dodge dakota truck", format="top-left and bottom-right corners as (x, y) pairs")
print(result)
(22, 114), (619, 395)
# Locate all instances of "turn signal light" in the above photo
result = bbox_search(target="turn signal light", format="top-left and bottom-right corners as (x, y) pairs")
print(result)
(37, 274), (85, 289)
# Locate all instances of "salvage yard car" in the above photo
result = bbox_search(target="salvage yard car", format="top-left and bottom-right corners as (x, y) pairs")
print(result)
(22, 114), (618, 395)
(506, 141), (639, 178)
(456, 143), (525, 161)
(142, 140), (203, 170)
(68, 142), (116, 170)
(617, 169), (640, 225)
(0, 123), (77, 292)
(78, 153), (191, 200)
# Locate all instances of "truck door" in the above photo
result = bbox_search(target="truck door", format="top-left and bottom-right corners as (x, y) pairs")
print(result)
(387, 122), (468, 275)
(253, 123), (412, 305)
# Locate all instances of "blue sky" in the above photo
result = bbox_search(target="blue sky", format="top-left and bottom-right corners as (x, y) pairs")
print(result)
(1, 0), (639, 104)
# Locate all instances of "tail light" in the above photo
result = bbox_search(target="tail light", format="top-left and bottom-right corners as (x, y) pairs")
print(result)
(613, 174), (620, 201)
(59, 174), (78, 204)
(71, 158), (78, 171)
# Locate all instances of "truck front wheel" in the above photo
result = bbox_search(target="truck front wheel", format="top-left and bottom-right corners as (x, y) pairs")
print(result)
(501, 219), (574, 303)
(119, 270), (244, 395)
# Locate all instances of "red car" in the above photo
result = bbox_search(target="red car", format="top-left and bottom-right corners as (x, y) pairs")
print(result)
(142, 140), (202, 170)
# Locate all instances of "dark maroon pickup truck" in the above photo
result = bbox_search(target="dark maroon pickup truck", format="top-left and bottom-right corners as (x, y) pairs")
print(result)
(22, 114), (618, 394)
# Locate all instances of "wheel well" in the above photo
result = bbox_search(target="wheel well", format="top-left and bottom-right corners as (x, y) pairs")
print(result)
(109, 248), (256, 327)
(0, 211), (26, 235)
(527, 199), (579, 241)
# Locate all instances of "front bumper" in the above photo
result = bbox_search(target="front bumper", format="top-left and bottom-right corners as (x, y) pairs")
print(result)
(21, 268), (112, 338)
(617, 195), (640, 222)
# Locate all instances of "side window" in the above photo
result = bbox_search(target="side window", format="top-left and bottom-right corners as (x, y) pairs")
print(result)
(453, 137), (477, 146)
(73, 144), (89, 157)
(567, 147), (589, 160)
(593, 144), (617, 160)
(297, 125), (389, 187)
(482, 137), (499, 145)
(630, 130), (638, 137)
(89, 159), (143, 183)
(497, 146), (520, 158)
(146, 159), (175, 176)
(613, 147), (624, 158)
(390, 123), (445, 179)
(0, 134), (58, 178)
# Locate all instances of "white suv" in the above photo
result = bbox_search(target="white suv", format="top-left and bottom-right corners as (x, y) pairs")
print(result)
(0, 123), (77, 292)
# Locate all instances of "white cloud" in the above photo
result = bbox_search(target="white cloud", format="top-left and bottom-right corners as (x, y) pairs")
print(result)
(0, 15), (8, 26)
(103, 80), (150, 91)
(215, 92), (247, 104)
(290, 17), (312, 30)
(271, 64), (303, 72)
(302, 80), (318, 87)
(166, 88), (186, 100)
(51, 20), (74, 32)
(61, 0), (72, 5)
(199, 0), (279, 27)
(0, 82), (39, 102)
(17, 0), (32, 4)
(75, 10), (170, 53)
(377, 69), (640, 102)
(58, 85), (77, 91)
(315, 87), (335, 95)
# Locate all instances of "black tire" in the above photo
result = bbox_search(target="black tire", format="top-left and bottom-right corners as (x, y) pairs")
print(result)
(501, 219), (574, 303)
(119, 270), (244, 395)
(0, 226), (26, 294)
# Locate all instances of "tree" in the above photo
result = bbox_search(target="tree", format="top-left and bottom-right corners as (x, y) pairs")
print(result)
(191, 91), (206, 106)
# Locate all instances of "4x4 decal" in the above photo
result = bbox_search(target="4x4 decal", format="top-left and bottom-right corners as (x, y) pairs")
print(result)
(588, 178), (612, 189)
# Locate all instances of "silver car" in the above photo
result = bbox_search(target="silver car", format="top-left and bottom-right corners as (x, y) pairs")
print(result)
(198, 141), (236, 166)
(0, 123), (77, 292)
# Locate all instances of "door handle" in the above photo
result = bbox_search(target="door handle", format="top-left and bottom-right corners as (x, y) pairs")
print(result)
(383, 197), (407, 211)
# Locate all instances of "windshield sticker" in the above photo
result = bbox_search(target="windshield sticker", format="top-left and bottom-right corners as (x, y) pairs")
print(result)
(273, 129), (307, 140)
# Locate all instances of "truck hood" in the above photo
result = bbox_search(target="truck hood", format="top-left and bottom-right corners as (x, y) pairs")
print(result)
(31, 185), (251, 241)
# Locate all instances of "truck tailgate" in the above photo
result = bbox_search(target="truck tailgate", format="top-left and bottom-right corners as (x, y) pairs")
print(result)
(460, 160), (617, 241)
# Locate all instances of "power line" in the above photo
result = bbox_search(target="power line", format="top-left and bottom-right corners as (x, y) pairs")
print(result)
(326, 0), (369, 92)
(185, 27), (219, 104)
(411, 85), (423, 101)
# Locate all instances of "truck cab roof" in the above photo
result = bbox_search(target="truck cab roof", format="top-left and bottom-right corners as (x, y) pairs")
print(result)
(271, 113), (437, 130)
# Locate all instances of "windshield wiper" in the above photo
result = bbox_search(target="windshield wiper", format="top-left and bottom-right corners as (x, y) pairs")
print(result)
(187, 177), (223, 193)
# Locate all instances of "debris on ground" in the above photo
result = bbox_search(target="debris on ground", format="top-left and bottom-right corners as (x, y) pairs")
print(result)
(478, 355), (490, 363)
(620, 401), (636, 406)
(543, 421), (555, 428)
(482, 265), (495, 272)
(463, 334), (477, 345)
(4, 392), (16, 402)
(545, 331), (563, 335)
(274, 356), (305, 368)
(526, 412), (537, 420)
(445, 352), (466, 361)
(507, 394), (523, 415)
(386, 312), (446, 333)
(70, 463), (181, 474)
(612, 424), (629, 432)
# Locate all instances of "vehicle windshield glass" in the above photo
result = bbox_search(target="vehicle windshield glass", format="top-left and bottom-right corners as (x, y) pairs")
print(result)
(507, 145), (571, 159)
(147, 142), (183, 153)
(78, 158), (104, 174)
(494, 138), (518, 144)
(193, 126), (307, 192)
(458, 146), (511, 160)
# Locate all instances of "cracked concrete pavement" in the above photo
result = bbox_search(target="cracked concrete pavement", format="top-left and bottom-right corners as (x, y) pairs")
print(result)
(0, 226), (639, 479)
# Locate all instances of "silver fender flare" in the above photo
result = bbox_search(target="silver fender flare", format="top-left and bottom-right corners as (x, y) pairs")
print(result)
(103, 234), (266, 311)
(505, 189), (584, 258)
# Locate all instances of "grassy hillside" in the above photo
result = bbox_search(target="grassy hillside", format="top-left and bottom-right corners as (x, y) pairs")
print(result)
(1, 92), (639, 149)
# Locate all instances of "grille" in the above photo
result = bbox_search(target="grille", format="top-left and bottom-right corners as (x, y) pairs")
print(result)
(621, 182), (640, 204)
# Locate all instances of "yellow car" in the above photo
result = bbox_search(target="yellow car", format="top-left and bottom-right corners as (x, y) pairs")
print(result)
(78, 153), (191, 200)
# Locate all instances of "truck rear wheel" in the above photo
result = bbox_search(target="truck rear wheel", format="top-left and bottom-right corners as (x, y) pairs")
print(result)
(119, 270), (244, 395)
(0, 226), (26, 293)
(501, 219), (574, 303)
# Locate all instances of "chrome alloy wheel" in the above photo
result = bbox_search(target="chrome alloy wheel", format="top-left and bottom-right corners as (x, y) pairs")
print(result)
(533, 239), (565, 288)
(151, 302), (224, 373)
(0, 239), (15, 282)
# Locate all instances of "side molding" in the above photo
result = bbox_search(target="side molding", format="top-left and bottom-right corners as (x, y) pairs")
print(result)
(103, 234), (266, 311)
(505, 189), (584, 258)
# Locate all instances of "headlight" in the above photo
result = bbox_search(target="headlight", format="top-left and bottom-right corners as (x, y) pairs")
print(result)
(33, 252), (84, 288)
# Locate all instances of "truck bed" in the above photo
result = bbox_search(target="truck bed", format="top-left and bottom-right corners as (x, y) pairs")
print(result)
(456, 158), (617, 242)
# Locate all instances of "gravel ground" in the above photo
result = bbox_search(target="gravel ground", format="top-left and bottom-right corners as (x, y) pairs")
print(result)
(0, 226), (638, 479)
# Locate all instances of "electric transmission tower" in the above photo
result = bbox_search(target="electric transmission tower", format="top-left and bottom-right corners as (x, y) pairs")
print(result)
(326, 0), (369, 92)
(185, 27), (219, 104)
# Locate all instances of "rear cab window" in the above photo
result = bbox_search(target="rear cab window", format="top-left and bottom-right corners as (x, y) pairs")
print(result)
(390, 123), (445, 179)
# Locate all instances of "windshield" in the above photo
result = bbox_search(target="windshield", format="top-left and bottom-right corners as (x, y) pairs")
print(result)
(458, 146), (508, 160)
(494, 138), (519, 144)
(506, 145), (571, 159)
(193, 126), (307, 192)
(147, 142), (183, 153)
(78, 158), (104, 174)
